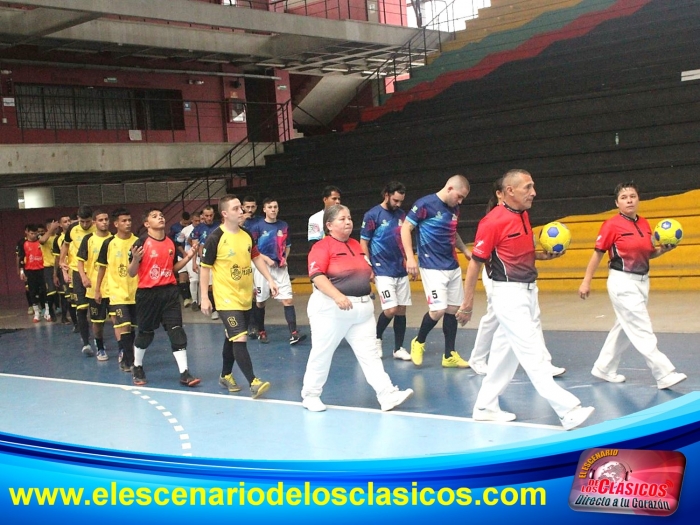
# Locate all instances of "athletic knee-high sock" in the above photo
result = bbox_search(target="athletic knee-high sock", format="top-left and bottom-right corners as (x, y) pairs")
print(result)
(178, 282), (191, 300)
(393, 315), (407, 350)
(77, 309), (90, 345)
(416, 312), (438, 344)
(284, 305), (297, 334)
(208, 289), (216, 311)
(121, 332), (135, 366)
(189, 280), (199, 303)
(69, 305), (77, 326)
(254, 305), (266, 332)
(25, 289), (32, 307)
(376, 312), (392, 340)
(231, 342), (255, 384)
(60, 295), (69, 321)
(95, 337), (104, 351)
(172, 349), (188, 373)
(250, 302), (260, 329)
(442, 313), (458, 358)
(134, 346), (146, 367)
(221, 339), (235, 376)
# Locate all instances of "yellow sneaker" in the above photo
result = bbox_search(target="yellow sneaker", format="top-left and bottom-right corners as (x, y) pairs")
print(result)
(442, 350), (470, 369)
(219, 373), (241, 392)
(250, 377), (271, 399)
(410, 337), (425, 366)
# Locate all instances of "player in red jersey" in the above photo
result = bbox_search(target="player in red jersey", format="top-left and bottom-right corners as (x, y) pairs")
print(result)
(128, 208), (200, 387)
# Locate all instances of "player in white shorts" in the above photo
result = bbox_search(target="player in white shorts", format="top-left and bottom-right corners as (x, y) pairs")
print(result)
(360, 181), (412, 361)
(401, 175), (472, 368)
(177, 211), (200, 309)
(249, 198), (306, 345)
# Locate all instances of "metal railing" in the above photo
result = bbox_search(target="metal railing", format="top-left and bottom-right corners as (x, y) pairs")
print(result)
(157, 99), (292, 230)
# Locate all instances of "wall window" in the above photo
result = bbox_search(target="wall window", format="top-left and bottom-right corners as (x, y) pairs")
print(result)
(15, 84), (184, 131)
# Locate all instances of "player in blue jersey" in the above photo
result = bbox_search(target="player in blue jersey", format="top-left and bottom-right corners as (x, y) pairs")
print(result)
(190, 205), (221, 320)
(249, 198), (306, 345)
(360, 182), (411, 361)
(242, 195), (263, 337)
(400, 175), (472, 369)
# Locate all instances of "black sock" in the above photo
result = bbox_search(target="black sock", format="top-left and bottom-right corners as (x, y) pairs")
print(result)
(393, 315), (407, 350)
(221, 339), (235, 376)
(417, 312), (438, 344)
(95, 337), (104, 351)
(77, 309), (90, 345)
(376, 312), (392, 340)
(121, 332), (134, 366)
(69, 305), (77, 326)
(249, 302), (259, 330)
(254, 306), (266, 332)
(442, 313), (458, 358)
(208, 289), (216, 311)
(178, 282), (191, 300)
(232, 342), (255, 384)
(284, 305), (297, 334)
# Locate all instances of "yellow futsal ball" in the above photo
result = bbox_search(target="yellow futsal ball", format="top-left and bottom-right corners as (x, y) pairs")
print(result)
(539, 221), (572, 253)
(653, 219), (683, 246)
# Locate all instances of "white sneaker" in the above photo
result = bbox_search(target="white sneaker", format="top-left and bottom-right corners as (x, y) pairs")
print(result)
(550, 365), (566, 377)
(591, 367), (626, 383)
(657, 372), (687, 390)
(375, 339), (383, 358)
(378, 387), (414, 412)
(81, 344), (95, 357)
(32, 313), (40, 323)
(183, 298), (193, 307)
(302, 396), (327, 412)
(470, 361), (488, 375)
(473, 408), (516, 422)
(561, 406), (595, 430)
(43, 311), (52, 321)
(392, 348), (411, 361)
(211, 311), (219, 320)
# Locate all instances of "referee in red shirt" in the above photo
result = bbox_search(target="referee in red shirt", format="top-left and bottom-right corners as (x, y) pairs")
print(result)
(458, 169), (594, 430)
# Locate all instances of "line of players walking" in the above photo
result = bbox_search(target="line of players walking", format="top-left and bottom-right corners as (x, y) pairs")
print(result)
(15, 171), (687, 430)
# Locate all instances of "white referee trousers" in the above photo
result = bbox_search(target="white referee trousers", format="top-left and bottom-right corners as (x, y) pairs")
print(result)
(474, 282), (580, 418)
(302, 291), (394, 400)
(593, 270), (675, 381)
(469, 269), (553, 367)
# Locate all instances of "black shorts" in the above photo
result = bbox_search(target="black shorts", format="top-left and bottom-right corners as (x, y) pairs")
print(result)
(72, 270), (88, 309)
(43, 267), (56, 295)
(219, 309), (251, 341)
(109, 303), (137, 329)
(25, 269), (46, 303)
(88, 298), (109, 323)
(135, 285), (182, 333)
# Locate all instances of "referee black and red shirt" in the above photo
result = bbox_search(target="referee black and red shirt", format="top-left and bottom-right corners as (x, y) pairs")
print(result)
(595, 213), (654, 275)
(471, 204), (538, 283)
(308, 236), (372, 297)
(130, 235), (178, 289)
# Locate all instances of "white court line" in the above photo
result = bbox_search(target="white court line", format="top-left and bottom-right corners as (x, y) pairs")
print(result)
(0, 372), (563, 431)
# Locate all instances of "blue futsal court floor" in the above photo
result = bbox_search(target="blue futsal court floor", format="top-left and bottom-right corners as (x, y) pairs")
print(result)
(0, 316), (696, 461)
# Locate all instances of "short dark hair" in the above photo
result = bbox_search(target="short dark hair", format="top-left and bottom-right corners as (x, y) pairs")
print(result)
(111, 207), (130, 221)
(262, 197), (277, 207)
(27, 224), (39, 233)
(243, 195), (257, 204)
(614, 181), (639, 200)
(44, 218), (55, 226)
(219, 194), (239, 210)
(93, 209), (108, 219)
(181, 211), (191, 221)
(322, 185), (341, 199)
(142, 207), (163, 223)
(77, 205), (93, 220)
(382, 181), (406, 198)
(202, 205), (215, 213)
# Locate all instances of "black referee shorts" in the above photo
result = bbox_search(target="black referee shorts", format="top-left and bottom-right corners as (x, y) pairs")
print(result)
(135, 285), (182, 332)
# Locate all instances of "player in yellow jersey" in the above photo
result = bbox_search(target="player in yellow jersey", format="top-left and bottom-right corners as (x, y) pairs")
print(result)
(77, 210), (112, 360)
(200, 194), (278, 399)
(60, 206), (95, 342)
(96, 208), (139, 373)
(38, 219), (60, 321)
(53, 215), (73, 325)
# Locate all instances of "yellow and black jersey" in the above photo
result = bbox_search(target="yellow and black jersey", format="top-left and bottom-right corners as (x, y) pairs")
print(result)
(52, 233), (65, 258)
(64, 222), (95, 272)
(201, 225), (259, 311)
(77, 232), (112, 299)
(97, 234), (138, 305)
(41, 235), (56, 268)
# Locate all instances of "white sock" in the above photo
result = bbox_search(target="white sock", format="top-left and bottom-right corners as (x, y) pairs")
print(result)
(134, 346), (146, 367)
(173, 349), (188, 373)
(189, 281), (199, 303)
(32, 304), (40, 315)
